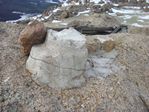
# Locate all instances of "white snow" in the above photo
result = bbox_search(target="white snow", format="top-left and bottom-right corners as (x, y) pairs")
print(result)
(62, 1), (79, 7)
(60, 22), (68, 25)
(45, 0), (59, 4)
(123, 6), (141, 10)
(113, 4), (119, 6)
(138, 15), (149, 20)
(4, 77), (10, 83)
(62, 2), (69, 7)
(77, 10), (90, 16)
(52, 20), (61, 23)
(90, 0), (111, 4)
(146, 0), (149, 3)
(53, 8), (61, 13)
(111, 8), (141, 14)
(123, 15), (132, 19)
(132, 23), (143, 27)
(138, 20), (144, 22)
(97, 36), (113, 43)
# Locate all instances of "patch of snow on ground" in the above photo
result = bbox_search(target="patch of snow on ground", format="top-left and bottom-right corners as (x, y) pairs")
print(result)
(90, 0), (102, 4)
(77, 10), (90, 16)
(97, 36), (113, 43)
(138, 15), (149, 20)
(53, 8), (61, 13)
(111, 8), (141, 14)
(122, 15), (132, 19)
(132, 23), (143, 27)
(52, 20), (61, 23)
(3, 77), (10, 83)
(123, 6), (141, 10)
(138, 20), (144, 22)
(113, 4), (119, 6)
(62, 1), (79, 7)
(45, 0), (59, 4)
(60, 22), (68, 25)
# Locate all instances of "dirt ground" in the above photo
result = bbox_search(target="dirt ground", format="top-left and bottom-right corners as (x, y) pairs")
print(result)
(0, 22), (149, 112)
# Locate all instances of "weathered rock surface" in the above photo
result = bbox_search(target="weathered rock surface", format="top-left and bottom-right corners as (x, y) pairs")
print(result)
(1, 22), (149, 112)
(26, 28), (87, 89)
(85, 35), (119, 78)
(102, 39), (115, 52)
(18, 20), (47, 56)
(86, 37), (101, 53)
(128, 26), (149, 36)
(60, 10), (69, 19)
(86, 36), (115, 53)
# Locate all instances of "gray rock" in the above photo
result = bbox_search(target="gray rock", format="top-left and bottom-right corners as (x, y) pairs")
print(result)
(26, 28), (88, 89)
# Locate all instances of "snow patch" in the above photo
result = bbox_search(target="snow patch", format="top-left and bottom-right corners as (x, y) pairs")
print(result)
(77, 10), (90, 16)
(138, 20), (144, 22)
(111, 8), (141, 14)
(53, 7), (61, 13)
(52, 20), (61, 23)
(60, 22), (68, 25)
(138, 15), (149, 20)
(132, 23), (143, 27)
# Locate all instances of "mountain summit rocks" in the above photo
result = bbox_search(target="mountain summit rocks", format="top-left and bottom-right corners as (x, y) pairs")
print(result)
(26, 28), (87, 89)
(18, 20), (47, 56)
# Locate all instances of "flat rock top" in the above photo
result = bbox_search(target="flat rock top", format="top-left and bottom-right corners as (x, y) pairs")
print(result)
(44, 13), (121, 29)
(0, 22), (149, 112)
(48, 28), (86, 41)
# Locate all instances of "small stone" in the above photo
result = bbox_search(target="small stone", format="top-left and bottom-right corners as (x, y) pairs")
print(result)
(102, 40), (115, 52)
(86, 38), (101, 53)
(60, 10), (69, 19)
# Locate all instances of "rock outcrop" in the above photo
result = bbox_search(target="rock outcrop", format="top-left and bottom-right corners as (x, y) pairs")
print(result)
(18, 20), (47, 56)
(26, 28), (87, 89)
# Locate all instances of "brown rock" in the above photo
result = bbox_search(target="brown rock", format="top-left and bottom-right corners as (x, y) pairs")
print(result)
(60, 10), (69, 19)
(102, 40), (115, 52)
(116, 12), (124, 16)
(18, 20), (47, 56)
(86, 38), (101, 53)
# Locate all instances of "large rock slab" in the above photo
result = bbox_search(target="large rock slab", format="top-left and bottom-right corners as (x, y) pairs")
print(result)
(18, 20), (47, 56)
(26, 28), (87, 89)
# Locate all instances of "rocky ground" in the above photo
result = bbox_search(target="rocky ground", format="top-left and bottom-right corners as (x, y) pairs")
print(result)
(1, 20), (149, 112)
(1, 1), (149, 112)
